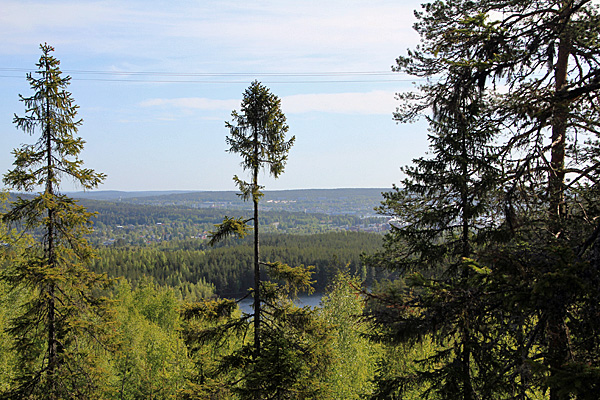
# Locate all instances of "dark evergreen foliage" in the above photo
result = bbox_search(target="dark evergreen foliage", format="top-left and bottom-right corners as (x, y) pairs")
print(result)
(367, 1), (600, 399)
(90, 232), (383, 297)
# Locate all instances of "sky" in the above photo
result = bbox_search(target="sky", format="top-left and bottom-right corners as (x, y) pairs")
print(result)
(0, 0), (430, 192)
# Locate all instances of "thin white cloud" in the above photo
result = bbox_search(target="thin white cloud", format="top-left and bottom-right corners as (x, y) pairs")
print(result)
(168, 2), (418, 50)
(0, 0), (420, 72)
(140, 90), (398, 115)
(0, 1), (128, 51)
(1, 1), (116, 31)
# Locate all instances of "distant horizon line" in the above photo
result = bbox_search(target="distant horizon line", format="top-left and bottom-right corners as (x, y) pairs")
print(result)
(64, 187), (393, 193)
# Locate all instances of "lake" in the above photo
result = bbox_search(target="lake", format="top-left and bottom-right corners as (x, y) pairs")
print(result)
(237, 294), (323, 314)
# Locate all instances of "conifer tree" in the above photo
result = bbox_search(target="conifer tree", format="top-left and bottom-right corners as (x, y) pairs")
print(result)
(211, 80), (295, 357)
(200, 81), (332, 399)
(369, 1), (600, 398)
(366, 60), (505, 399)
(1, 44), (109, 400)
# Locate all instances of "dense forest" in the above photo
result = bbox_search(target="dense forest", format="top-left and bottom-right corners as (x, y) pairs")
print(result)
(90, 232), (385, 299)
(2, 1), (600, 399)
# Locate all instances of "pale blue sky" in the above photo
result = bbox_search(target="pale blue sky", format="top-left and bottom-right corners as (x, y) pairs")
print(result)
(0, 0), (429, 191)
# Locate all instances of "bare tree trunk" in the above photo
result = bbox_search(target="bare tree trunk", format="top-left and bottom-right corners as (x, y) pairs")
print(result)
(253, 187), (260, 358)
(44, 56), (58, 399)
(549, 29), (570, 230)
(460, 122), (473, 400)
(252, 122), (261, 361)
(547, 7), (571, 399)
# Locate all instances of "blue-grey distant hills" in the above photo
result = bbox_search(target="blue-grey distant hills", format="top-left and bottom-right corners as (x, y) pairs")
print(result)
(64, 190), (191, 201)
(67, 188), (390, 216)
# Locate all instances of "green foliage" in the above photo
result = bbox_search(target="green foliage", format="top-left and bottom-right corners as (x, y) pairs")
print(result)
(225, 80), (294, 182)
(319, 271), (380, 399)
(264, 261), (314, 297)
(366, 11), (504, 398)
(1, 44), (111, 400)
(232, 176), (263, 203)
(368, 340), (436, 400)
(203, 80), (340, 399)
(220, 299), (332, 400)
(0, 205), (32, 393)
(106, 280), (190, 400)
(208, 216), (251, 246)
(8, 6), (600, 398)
(179, 298), (247, 400)
(90, 232), (383, 297)
(183, 269), (334, 399)
(367, 1), (600, 399)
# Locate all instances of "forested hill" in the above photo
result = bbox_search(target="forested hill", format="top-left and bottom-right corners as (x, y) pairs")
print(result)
(5, 189), (391, 297)
(68, 188), (389, 216)
(70, 199), (387, 247)
(90, 231), (387, 299)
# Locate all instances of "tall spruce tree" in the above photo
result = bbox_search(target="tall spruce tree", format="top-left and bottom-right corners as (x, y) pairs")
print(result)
(369, 1), (600, 398)
(1, 44), (109, 400)
(366, 62), (503, 399)
(214, 80), (295, 357)
(201, 81), (332, 399)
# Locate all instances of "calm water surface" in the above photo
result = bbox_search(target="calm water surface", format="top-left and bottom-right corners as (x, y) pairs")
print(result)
(237, 294), (323, 314)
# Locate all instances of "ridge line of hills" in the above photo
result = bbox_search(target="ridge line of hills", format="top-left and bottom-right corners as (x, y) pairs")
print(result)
(64, 188), (391, 217)
(66, 187), (390, 201)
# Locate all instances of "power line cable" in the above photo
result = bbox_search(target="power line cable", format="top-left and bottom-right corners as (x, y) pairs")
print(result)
(0, 68), (423, 84)
(0, 67), (398, 76)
